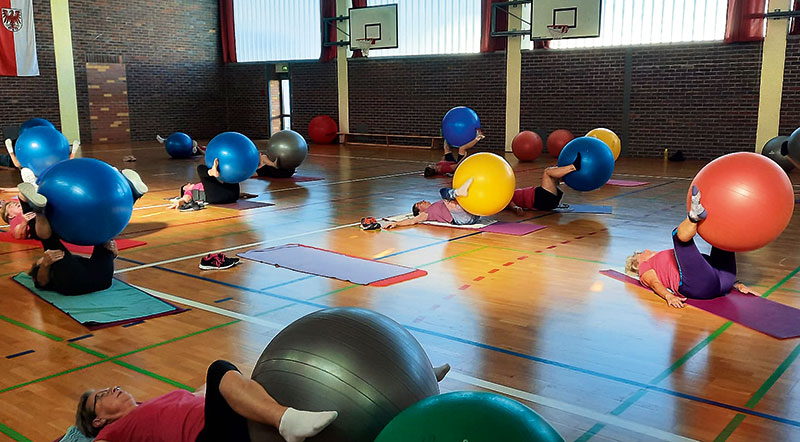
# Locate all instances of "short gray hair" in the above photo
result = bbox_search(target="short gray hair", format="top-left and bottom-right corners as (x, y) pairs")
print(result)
(76, 390), (101, 437)
(625, 251), (642, 276)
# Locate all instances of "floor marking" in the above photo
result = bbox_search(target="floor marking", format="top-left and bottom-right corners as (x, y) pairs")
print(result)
(5, 349), (34, 359)
(266, 170), (422, 193)
(133, 203), (171, 211)
(67, 334), (93, 342)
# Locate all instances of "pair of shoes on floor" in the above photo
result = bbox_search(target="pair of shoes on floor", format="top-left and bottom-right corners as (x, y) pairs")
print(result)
(123, 155), (137, 162)
(668, 150), (686, 162)
(360, 216), (381, 231)
(179, 201), (205, 212)
(199, 253), (240, 270)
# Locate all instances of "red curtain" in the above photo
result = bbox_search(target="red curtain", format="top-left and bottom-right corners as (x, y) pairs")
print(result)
(480, 0), (507, 52)
(351, 0), (368, 58)
(725, 0), (767, 43)
(219, 0), (237, 62)
(320, 0), (337, 61)
(791, 0), (800, 35)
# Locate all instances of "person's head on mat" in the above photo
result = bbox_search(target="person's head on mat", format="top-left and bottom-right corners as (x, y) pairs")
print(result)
(0, 199), (22, 224)
(412, 200), (432, 216)
(624, 250), (655, 276)
(76, 386), (138, 436)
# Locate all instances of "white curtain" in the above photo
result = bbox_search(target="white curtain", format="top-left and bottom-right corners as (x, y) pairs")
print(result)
(366, 0), (481, 57)
(233, 0), (322, 62)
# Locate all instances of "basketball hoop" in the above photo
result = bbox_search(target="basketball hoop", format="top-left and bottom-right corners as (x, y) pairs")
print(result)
(353, 38), (376, 57)
(546, 25), (570, 40)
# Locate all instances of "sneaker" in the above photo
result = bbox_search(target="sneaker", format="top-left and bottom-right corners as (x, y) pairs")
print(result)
(18, 182), (47, 211)
(668, 150), (686, 162)
(179, 201), (204, 212)
(360, 217), (381, 231)
(199, 253), (240, 270)
(121, 169), (149, 197)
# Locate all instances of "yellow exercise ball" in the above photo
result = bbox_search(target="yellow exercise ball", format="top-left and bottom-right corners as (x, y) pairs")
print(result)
(452, 152), (516, 217)
(586, 128), (621, 160)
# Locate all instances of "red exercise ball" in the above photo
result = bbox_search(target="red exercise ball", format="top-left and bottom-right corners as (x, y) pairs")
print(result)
(547, 129), (575, 158)
(511, 131), (543, 162)
(688, 152), (794, 252)
(308, 115), (338, 144)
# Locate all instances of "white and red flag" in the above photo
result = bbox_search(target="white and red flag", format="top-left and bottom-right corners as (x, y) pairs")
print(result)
(0, 0), (38, 76)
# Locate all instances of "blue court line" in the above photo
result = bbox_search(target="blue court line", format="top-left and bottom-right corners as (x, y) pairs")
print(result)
(115, 254), (800, 429)
(214, 297), (233, 303)
(67, 334), (93, 342)
(122, 320), (144, 328)
(6, 350), (34, 359)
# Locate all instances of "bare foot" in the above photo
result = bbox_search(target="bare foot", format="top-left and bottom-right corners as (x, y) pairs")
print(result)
(104, 240), (119, 257)
(209, 158), (221, 178)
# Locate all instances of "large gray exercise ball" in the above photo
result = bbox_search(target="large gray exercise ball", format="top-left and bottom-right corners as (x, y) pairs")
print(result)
(788, 127), (800, 164)
(762, 136), (795, 172)
(248, 307), (440, 442)
(266, 129), (308, 169)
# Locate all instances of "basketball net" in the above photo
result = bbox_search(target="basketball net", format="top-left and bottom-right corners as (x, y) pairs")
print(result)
(546, 25), (569, 40)
(353, 38), (375, 57)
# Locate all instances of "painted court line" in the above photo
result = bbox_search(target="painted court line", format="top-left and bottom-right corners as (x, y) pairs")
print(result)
(133, 203), (171, 211)
(115, 222), (359, 273)
(266, 170), (421, 193)
(448, 372), (698, 442)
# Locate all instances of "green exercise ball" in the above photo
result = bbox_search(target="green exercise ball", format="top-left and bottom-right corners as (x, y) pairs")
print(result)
(375, 391), (565, 442)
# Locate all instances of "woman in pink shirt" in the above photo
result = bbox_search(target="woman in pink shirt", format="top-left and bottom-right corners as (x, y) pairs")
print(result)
(624, 186), (759, 308)
(384, 179), (478, 228)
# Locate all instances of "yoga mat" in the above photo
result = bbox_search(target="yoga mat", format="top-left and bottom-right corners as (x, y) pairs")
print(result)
(213, 200), (274, 210)
(553, 204), (613, 214)
(606, 179), (650, 187)
(601, 269), (800, 339)
(13, 273), (185, 330)
(239, 244), (426, 286)
(0, 233), (146, 254)
(251, 175), (324, 183)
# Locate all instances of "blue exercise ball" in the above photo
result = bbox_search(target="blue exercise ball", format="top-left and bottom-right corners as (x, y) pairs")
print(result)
(15, 126), (70, 176)
(38, 158), (134, 245)
(442, 106), (481, 147)
(165, 132), (194, 158)
(557, 136), (615, 192)
(204, 132), (260, 183)
(19, 118), (56, 135)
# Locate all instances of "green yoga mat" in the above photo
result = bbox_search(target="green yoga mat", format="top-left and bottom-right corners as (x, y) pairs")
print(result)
(13, 273), (184, 330)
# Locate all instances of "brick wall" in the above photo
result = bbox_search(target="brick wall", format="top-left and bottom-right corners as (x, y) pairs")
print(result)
(0, 1), (59, 140)
(223, 63), (269, 139)
(780, 37), (800, 139)
(290, 61), (338, 141)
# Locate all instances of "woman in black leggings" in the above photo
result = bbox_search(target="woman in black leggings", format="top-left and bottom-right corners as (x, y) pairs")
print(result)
(170, 159), (241, 210)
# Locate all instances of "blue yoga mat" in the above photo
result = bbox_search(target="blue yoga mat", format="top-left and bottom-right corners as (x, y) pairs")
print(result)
(553, 204), (613, 214)
(13, 273), (184, 329)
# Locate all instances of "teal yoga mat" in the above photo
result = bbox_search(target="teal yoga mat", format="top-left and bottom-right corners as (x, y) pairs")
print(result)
(13, 273), (185, 329)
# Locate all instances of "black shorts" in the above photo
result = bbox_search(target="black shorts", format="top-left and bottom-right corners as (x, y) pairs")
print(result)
(533, 186), (564, 211)
(196, 360), (250, 442)
(443, 152), (464, 163)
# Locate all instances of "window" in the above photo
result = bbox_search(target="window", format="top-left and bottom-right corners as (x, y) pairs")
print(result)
(523, 0), (729, 50)
(366, 0), (481, 57)
(234, 0), (321, 62)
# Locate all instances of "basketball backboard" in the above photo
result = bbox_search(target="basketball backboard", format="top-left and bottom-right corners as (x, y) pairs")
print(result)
(349, 4), (398, 51)
(531, 0), (601, 40)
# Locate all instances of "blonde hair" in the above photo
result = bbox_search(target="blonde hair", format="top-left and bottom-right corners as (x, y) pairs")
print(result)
(625, 251), (642, 276)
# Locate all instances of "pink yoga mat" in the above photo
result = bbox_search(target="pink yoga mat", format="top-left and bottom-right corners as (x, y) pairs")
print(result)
(480, 222), (547, 235)
(251, 175), (324, 182)
(601, 269), (800, 339)
(606, 179), (650, 187)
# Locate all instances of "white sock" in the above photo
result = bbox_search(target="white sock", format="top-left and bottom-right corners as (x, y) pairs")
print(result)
(278, 408), (338, 442)
(5, 138), (13, 154)
(71, 140), (82, 157)
(455, 177), (473, 197)
(688, 186), (707, 222)
(156, 134), (165, 143)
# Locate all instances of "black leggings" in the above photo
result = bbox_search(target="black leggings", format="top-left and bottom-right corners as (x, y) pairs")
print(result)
(36, 234), (115, 296)
(256, 164), (295, 178)
(198, 165), (240, 204)
(196, 360), (250, 442)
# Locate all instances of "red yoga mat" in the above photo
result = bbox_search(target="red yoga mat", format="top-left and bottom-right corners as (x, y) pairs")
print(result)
(601, 269), (800, 339)
(0, 232), (146, 255)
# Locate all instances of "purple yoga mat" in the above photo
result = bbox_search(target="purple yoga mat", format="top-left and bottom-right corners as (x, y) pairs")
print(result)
(606, 179), (650, 187)
(239, 244), (426, 286)
(213, 200), (274, 210)
(480, 222), (547, 235)
(601, 269), (800, 339)
(251, 175), (324, 182)
(554, 204), (613, 214)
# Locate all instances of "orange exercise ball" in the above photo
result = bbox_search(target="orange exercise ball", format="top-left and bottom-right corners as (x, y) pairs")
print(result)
(453, 152), (516, 217)
(586, 127), (621, 160)
(511, 131), (543, 162)
(546, 129), (574, 158)
(688, 152), (794, 252)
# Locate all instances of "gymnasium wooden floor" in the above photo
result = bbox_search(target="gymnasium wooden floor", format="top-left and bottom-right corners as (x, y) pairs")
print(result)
(1, 141), (799, 442)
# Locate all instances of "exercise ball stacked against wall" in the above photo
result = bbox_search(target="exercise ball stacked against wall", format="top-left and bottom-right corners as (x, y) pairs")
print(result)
(511, 130), (543, 162)
(308, 115), (338, 144)
(688, 152), (794, 252)
(586, 127), (621, 160)
(249, 307), (441, 442)
(204, 132), (260, 183)
(375, 391), (565, 442)
(452, 152), (516, 216)
(164, 132), (194, 158)
(15, 126), (70, 176)
(442, 106), (480, 146)
(556, 137), (615, 191)
(37, 158), (135, 245)
(761, 136), (794, 172)
(266, 129), (308, 169)
(547, 129), (574, 158)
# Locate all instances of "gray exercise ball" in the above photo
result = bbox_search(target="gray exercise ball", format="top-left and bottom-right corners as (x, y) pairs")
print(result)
(788, 127), (800, 164)
(762, 136), (795, 172)
(248, 307), (440, 442)
(266, 129), (308, 169)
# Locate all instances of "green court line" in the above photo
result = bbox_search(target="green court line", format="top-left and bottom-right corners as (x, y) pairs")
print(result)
(0, 422), (32, 442)
(714, 414), (747, 442)
(113, 360), (195, 391)
(0, 314), (63, 341)
(576, 264), (800, 441)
